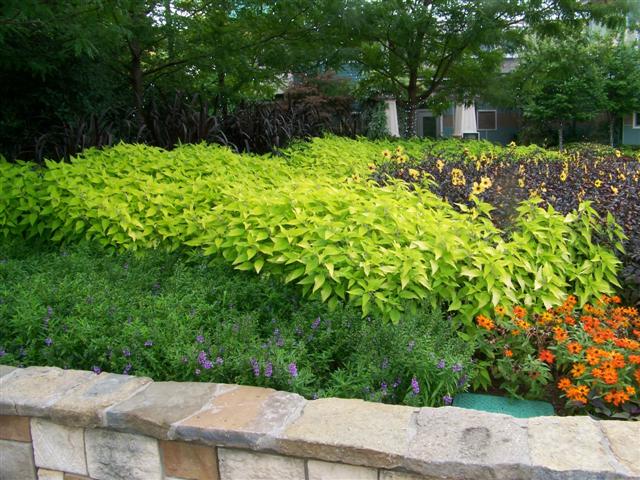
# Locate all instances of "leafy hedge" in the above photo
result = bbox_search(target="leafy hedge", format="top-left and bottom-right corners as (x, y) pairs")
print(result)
(0, 137), (623, 323)
(372, 142), (639, 305)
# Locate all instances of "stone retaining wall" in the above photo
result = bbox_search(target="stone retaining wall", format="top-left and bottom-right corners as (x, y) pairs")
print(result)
(0, 365), (638, 480)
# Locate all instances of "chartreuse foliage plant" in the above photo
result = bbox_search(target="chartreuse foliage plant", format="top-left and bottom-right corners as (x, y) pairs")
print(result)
(372, 140), (638, 305)
(0, 137), (623, 324)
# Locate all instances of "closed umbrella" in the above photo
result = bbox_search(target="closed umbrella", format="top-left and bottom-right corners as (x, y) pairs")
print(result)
(384, 98), (400, 137)
(453, 103), (478, 139)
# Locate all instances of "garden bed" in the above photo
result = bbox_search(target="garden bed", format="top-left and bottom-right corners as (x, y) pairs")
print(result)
(1, 136), (639, 419)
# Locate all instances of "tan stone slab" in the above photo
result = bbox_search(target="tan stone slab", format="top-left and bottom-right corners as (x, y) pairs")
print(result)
(31, 418), (87, 476)
(380, 471), (439, 480)
(49, 372), (151, 428)
(63, 474), (92, 480)
(0, 367), (93, 417)
(0, 438), (37, 480)
(600, 420), (640, 477)
(85, 428), (162, 480)
(307, 460), (377, 480)
(528, 416), (619, 479)
(37, 469), (64, 480)
(160, 440), (219, 480)
(275, 398), (416, 469)
(218, 448), (305, 480)
(0, 365), (17, 379)
(174, 388), (305, 449)
(405, 407), (530, 479)
(0, 415), (31, 441)
(105, 381), (233, 439)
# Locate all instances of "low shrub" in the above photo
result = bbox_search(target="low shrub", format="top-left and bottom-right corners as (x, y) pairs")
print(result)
(473, 296), (640, 419)
(0, 240), (473, 406)
(372, 142), (639, 305)
(0, 138), (623, 323)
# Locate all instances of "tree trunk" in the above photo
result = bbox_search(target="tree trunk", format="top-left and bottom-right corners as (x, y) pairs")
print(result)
(129, 40), (145, 130)
(405, 71), (418, 137)
(216, 71), (228, 116)
(609, 117), (615, 147)
(558, 123), (564, 151)
(164, 0), (175, 60)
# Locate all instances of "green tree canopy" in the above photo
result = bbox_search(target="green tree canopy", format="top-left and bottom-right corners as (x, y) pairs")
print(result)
(346, 0), (632, 136)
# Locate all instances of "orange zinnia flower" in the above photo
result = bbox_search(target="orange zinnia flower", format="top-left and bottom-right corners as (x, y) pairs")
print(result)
(539, 311), (554, 324)
(495, 305), (506, 315)
(475, 314), (495, 331)
(553, 327), (568, 342)
(513, 306), (527, 319)
(566, 385), (589, 403)
(567, 342), (583, 354)
(585, 347), (602, 366)
(557, 378), (572, 390)
(571, 363), (586, 378)
(610, 353), (625, 369)
(538, 349), (555, 364)
(629, 355), (640, 365)
(504, 349), (513, 357)
(604, 389), (630, 406)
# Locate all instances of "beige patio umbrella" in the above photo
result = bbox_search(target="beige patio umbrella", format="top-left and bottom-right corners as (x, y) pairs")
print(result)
(453, 103), (478, 139)
(384, 98), (400, 137)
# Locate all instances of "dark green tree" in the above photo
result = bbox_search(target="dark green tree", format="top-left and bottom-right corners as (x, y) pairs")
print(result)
(513, 35), (607, 150)
(595, 35), (640, 146)
(348, 0), (632, 136)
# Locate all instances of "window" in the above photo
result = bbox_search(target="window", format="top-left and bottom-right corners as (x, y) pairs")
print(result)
(634, 112), (640, 128)
(477, 110), (497, 130)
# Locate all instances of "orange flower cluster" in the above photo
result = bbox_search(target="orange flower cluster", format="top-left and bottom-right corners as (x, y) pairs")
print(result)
(558, 379), (590, 404)
(475, 314), (495, 331)
(474, 296), (640, 415)
(549, 296), (640, 410)
(604, 387), (635, 407)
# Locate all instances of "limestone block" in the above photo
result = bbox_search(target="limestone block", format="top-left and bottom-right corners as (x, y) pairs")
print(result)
(0, 415), (31, 441)
(307, 460), (377, 480)
(528, 416), (619, 480)
(218, 448), (304, 480)
(160, 440), (219, 480)
(277, 398), (415, 469)
(380, 471), (437, 480)
(406, 407), (530, 479)
(0, 365), (16, 379)
(85, 428), (162, 480)
(50, 372), (151, 428)
(105, 381), (229, 439)
(174, 388), (305, 448)
(0, 367), (93, 417)
(0, 438), (36, 480)
(37, 469), (64, 480)
(600, 420), (640, 477)
(31, 418), (87, 476)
